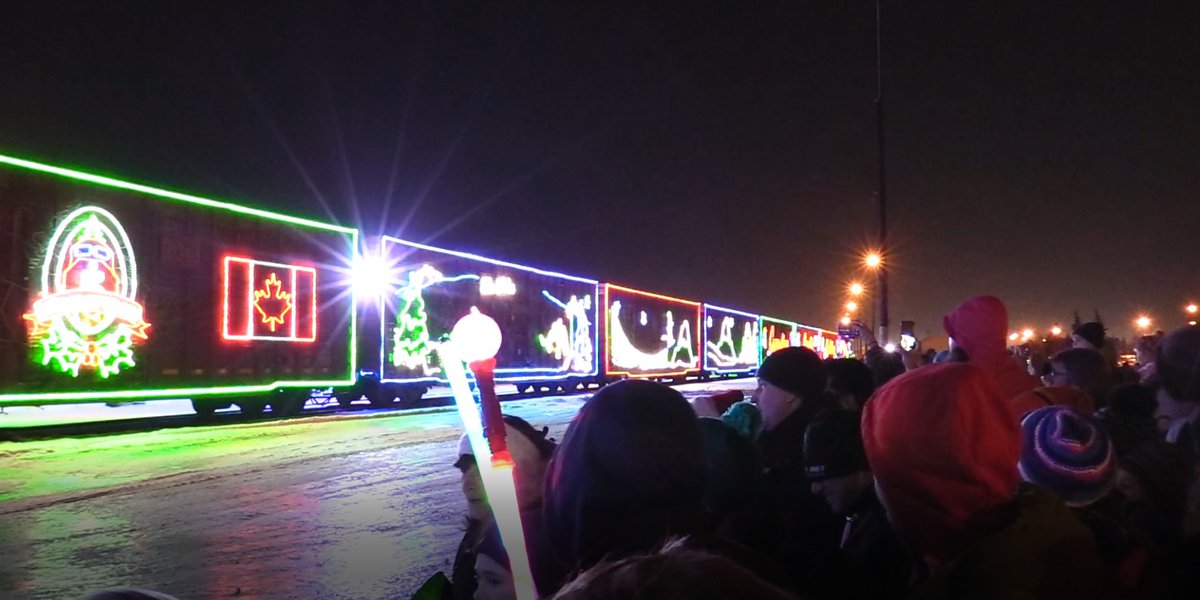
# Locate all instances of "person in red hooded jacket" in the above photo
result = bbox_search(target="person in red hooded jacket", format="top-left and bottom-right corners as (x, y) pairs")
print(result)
(942, 295), (1040, 402)
(863, 363), (1115, 599)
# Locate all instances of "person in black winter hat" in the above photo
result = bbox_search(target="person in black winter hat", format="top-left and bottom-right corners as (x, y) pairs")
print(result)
(803, 409), (871, 512)
(754, 347), (826, 431)
(803, 409), (917, 599)
(825, 358), (876, 411)
(719, 347), (841, 593)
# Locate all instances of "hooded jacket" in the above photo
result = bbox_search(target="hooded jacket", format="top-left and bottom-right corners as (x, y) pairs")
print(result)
(943, 296), (1039, 401)
(863, 363), (1020, 566)
(542, 380), (708, 570)
(864, 364), (1113, 598)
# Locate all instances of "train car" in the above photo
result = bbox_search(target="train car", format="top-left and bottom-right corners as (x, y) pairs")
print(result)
(759, 315), (849, 360)
(702, 304), (760, 376)
(604, 284), (702, 380)
(0, 153), (357, 416)
(363, 236), (600, 402)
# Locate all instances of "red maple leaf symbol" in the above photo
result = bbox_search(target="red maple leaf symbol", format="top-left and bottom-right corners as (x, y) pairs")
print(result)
(253, 272), (293, 332)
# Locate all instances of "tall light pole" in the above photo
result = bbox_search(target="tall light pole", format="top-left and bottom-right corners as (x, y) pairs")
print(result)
(874, 0), (890, 344)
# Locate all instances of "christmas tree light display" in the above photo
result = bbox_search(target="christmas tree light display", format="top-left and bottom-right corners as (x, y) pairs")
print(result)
(23, 206), (151, 378)
(390, 265), (479, 375)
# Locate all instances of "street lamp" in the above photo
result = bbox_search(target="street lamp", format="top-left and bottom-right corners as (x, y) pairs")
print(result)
(1050, 325), (1062, 336)
(864, 252), (882, 269)
(1186, 303), (1198, 315)
(1136, 315), (1152, 331)
(845, 301), (858, 312)
(840, 315), (852, 326)
(849, 282), (865, 296)
(1021, 328), (1034, 341)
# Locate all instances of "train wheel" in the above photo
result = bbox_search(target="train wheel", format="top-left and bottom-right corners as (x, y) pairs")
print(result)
(367, 387), (396, 409)
(272, 394), (305, 417)
(191, 399), (227, 417)
(238, 400), (267, 418)
(398, 386), (425, 407)
(335, 392), (360, 409)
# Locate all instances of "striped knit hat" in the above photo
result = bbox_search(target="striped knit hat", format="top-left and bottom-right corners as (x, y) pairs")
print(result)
(1018, 406), (1116, 507)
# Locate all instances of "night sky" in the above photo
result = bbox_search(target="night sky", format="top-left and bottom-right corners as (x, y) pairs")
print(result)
(3, 1), (1197, 342)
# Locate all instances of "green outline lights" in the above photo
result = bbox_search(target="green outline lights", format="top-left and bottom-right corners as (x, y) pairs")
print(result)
(23, 206), (152, 378)
(0, 153), (358, 405)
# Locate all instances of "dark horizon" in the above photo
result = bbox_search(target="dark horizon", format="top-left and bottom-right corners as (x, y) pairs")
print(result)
(3, 1), (1197, 342)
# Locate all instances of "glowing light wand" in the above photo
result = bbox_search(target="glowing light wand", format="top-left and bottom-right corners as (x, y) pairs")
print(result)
(439, 307), (536, 600)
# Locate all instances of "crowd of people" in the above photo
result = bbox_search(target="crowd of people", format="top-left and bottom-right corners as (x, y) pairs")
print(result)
(422, 295), (1200, 600)
(79, 295), (1199, 599)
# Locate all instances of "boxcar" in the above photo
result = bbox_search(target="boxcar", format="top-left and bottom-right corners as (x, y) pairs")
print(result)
(702, 304), (760, 376)
(759, 314), (849, 360)
(603, 284), (702, 380)
(0, 154), (357, 416)
(361, 236), (600, 402)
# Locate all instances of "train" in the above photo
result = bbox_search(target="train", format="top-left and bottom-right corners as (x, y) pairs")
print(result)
(0, 152), (852, 417)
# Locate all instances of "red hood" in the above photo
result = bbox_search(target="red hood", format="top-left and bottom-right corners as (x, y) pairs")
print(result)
(944, 296), (1039, 400)
(863, 363), (1020, 564)
(943, 295), (1009, 364)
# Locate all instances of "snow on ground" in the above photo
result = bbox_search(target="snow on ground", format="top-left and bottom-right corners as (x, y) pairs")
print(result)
(0, 379), (754, 600)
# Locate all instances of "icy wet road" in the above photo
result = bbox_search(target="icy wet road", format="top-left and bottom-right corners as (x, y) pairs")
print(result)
(0, 379), (755, 600)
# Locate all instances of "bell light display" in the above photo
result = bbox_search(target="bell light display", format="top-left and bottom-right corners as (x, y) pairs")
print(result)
(23, 206), (152, 378)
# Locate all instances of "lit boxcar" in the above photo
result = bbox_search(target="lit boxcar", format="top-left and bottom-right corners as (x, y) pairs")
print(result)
(0, 154), (357, 416)
(759, 315), (847, 360)
(702, 304), (760, 376)
(365, 236), (600, 401)
(603, 284), (701, 379)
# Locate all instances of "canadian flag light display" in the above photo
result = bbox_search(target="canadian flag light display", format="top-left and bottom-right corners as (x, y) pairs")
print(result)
(222, 256), (317, 342)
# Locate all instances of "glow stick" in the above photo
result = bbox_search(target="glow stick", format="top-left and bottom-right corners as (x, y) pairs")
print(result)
(437, 341), (537, 600)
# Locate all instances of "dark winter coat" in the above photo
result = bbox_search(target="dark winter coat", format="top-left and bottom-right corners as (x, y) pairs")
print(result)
(809, 491), (920, 599)
(909, 486), (1117, 600)
(449, 518), (484, 600)
(719, 395), (841, 592)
